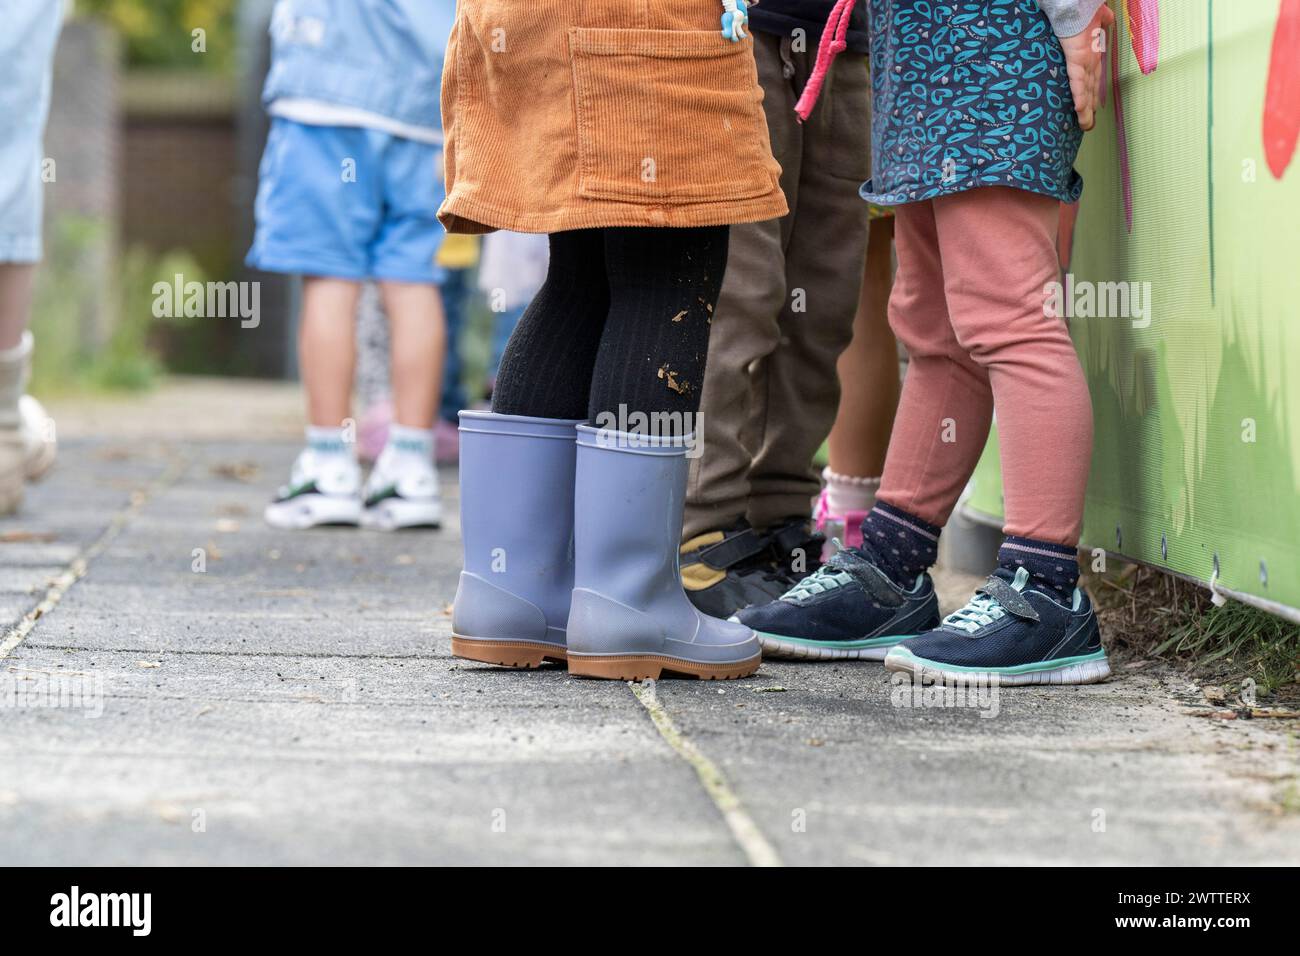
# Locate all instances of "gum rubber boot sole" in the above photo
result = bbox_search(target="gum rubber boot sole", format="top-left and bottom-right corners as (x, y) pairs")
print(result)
(567, 652), (762, 681)
(451, 636), (568, 668)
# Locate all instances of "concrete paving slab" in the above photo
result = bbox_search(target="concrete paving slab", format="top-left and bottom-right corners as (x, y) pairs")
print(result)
(2, 423), (1298, 865)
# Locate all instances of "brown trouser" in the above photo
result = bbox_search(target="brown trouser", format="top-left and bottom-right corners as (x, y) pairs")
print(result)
(684, 32), (871, 539)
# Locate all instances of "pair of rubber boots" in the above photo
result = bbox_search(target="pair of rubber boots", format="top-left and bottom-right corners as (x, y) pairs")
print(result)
(451, 411), (761, 680)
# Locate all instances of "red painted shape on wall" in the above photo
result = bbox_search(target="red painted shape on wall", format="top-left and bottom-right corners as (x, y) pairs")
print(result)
(1263, 0), (1300, 179)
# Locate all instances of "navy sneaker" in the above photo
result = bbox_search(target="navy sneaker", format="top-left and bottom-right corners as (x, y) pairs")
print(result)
(884, 567), (1111, 685)
(733, 547), (940, 661)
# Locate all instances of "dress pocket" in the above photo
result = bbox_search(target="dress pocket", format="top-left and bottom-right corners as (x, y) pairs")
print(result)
(569, 28), (777, 205)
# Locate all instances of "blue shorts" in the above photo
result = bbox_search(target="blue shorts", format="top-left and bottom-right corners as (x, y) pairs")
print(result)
(0, 3), (60, 264)
(246, 118), (447, 283)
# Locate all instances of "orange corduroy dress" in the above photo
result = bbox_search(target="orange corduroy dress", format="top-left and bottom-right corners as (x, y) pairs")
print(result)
(438, 0), (788, 235)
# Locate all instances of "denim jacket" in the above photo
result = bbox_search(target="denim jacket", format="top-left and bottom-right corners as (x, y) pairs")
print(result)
(262, 0), (454, 130)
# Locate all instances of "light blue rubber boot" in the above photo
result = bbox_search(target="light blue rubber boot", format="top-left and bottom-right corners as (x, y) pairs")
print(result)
(565, 426), (762, 680)
(451, 411), (582, 667)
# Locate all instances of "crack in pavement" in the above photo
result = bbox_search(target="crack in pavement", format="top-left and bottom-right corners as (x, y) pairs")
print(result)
(629, 679), (783, 867)
(1, 453), (190, 663)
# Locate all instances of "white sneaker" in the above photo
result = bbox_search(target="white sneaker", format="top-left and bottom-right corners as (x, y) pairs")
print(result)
(20, 394), (57, 481)
(361, 444), (442, 530)
(0, 332), (52, 512)
(264, 447), (363, 529)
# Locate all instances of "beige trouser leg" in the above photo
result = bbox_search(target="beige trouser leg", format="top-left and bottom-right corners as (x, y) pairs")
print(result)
(684, 36), (871, 539)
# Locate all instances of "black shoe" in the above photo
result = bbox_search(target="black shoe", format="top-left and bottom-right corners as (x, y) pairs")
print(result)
(735, 547), (940, 661)
(763, 517), (826, 586)
(680, 522), (789, 619)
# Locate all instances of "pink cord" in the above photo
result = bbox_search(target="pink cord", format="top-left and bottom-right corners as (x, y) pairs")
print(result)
(794, 0), (859, 121)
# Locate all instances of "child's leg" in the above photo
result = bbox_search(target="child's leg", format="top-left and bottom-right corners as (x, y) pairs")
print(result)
(357, 280), (447, 530)
(380, 280), (445, 430)
(735, 204), (951, 655)
(263, 275), (366, 529)
(0, 263), (36, 428)
(299, 276), (361, 427)
(451, 229), (607, 666)
(0, 265), (37, 512)
(932, 187), (1092, 600)
(591, 226), (728, 431)
(490, 229), (609, 420)
(858, 200), (994, 587)
(876, 201), (994, 524)
(0, 263), (57, 504)
(0, 264), (36, 351)
(824, 216), (899, 521)
(932, 187), (1091, 547)
(564, 225), (761, 680)
(881, 193), (1104, 683)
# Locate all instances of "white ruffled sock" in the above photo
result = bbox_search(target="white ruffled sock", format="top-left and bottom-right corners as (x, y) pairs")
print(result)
(822, 466), (880, 516)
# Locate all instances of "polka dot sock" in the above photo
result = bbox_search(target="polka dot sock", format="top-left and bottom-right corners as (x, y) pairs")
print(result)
(857, 502), (940, 590)
(998, 535), (1079, 606)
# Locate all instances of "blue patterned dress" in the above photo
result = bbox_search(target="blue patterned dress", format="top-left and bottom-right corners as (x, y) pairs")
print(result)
(861, 0), (1084, 207)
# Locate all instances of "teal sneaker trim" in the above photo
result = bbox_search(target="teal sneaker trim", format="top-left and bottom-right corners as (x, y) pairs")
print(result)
(755, 630), (920, 650)
(888, 646), (1108, 675)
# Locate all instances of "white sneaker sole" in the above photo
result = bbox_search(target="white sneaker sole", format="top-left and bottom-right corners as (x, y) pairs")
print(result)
(264, 493), (361, 529)
(754, 634), (910, 662)
(361, 496), (442, 531)
(884, 648), (1113, 686)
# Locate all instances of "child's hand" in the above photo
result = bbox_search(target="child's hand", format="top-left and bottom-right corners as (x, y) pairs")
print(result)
(1059, 3), (1115, 131)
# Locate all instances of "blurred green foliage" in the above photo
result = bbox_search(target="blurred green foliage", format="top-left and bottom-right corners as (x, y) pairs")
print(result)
(31, 215), (199, 395)
(75, 0), (238, 73)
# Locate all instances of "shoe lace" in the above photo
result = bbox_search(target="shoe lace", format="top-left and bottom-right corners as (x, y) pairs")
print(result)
(944, 592), (1007, 634)
(779, 541), (895, 604)
(779, 540), (854, 601)
(943, 567), (1039, 633)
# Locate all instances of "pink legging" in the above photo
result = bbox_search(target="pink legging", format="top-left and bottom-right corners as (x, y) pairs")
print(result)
(877, 187), (1093, 547)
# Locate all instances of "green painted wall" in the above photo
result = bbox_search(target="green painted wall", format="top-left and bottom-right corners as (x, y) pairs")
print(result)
(966, 1), (1300, 614)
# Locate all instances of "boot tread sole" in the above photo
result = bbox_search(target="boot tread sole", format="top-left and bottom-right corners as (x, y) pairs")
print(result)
(451, 636), (568, 669)
(567, 652), (761, 681)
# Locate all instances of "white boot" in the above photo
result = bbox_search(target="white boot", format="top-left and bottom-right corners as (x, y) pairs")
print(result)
(0, 332), (53, 515)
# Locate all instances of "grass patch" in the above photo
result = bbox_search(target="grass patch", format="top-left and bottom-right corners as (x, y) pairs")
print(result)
(1090, 563), (1300, 697)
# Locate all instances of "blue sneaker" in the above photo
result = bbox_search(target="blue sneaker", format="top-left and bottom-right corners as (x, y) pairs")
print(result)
(732, 547), (940, 661)
(884, 567), (1111, 685)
